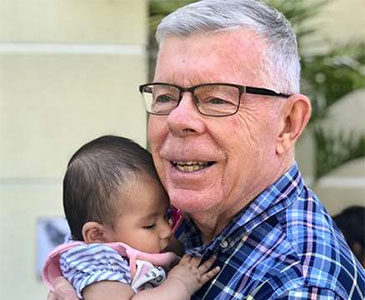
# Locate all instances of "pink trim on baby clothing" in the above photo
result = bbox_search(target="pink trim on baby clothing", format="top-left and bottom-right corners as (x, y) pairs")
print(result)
(42, 241), (179, 291)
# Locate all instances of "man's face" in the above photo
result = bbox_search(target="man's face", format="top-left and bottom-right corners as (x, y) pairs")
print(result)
(148, 30), (285, 218)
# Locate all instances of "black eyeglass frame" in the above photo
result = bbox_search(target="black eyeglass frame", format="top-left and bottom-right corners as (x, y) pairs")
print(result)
(139, 82), (291, 117)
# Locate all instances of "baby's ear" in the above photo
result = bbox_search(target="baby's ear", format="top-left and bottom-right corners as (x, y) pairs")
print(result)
(82, 222), (109, 243)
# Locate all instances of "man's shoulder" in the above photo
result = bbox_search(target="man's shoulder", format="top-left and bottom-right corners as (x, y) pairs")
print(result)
(213, 183), (365, 299)
(265, 186), (365, 298)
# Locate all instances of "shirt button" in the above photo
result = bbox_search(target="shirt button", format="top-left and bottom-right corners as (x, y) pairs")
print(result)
(220, 240), (229, 248)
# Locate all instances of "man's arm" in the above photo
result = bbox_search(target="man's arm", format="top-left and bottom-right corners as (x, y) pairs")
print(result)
(47, 277), (78, 300)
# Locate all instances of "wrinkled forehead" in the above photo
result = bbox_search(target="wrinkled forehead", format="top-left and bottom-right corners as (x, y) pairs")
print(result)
(154, 29), (269, 87)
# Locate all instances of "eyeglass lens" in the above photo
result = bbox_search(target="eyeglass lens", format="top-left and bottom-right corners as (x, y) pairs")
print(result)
(141, 84), (241, 116)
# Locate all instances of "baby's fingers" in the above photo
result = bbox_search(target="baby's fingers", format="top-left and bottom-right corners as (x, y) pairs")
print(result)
(198, 255), (217, 272)
(180, 254), (192, 264)
(200, 266), (221, 284)
(198, 256), (220, 284)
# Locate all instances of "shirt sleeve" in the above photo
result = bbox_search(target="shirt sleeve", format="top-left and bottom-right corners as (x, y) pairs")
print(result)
(60, 243), (131, 299)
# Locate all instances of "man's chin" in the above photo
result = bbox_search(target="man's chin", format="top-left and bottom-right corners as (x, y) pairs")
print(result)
(168, 188), (221, 214)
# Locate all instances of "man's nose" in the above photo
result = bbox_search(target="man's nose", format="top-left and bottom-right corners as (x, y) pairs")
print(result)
(166, 93), (205, 136)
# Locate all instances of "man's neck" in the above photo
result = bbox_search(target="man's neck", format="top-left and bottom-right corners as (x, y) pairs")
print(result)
(191, 213), (228, 245)
(190, 191), (254, 245)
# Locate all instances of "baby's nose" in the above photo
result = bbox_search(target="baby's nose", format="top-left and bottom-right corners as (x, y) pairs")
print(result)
(160, 221), (173, 239)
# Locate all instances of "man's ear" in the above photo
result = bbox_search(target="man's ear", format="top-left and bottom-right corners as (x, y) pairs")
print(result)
(82, 222), (109, 243)
(276, 94), (311, 155)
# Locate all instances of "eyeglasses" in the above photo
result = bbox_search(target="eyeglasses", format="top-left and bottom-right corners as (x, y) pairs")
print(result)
(139, 82), (291, 117)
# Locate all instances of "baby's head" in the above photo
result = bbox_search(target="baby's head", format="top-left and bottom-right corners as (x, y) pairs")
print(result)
(63, 135), (172, 253)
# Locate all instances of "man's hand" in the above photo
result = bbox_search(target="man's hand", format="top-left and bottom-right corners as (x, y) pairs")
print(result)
(47, 277), (78, 300)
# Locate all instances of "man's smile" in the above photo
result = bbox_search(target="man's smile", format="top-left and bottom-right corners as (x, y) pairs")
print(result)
(171, 161), (215, 172)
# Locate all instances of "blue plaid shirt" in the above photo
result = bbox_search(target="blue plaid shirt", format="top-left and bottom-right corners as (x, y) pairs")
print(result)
(176, 162), (365, 299)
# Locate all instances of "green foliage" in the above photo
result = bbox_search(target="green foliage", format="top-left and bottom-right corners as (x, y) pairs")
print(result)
(269, 0), (329, 43)
(149, 0), (197, 33)
(270, 0), (365, 182)
(148, 0), (365, 183)
(314, 127), (365, 180)
(301, 43), (365, 123)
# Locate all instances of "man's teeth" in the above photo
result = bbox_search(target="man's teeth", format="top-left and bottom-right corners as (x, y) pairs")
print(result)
(172, 161), (212, 172)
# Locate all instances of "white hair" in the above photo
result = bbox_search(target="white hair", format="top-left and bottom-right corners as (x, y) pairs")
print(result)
(156, 0), (301, 94)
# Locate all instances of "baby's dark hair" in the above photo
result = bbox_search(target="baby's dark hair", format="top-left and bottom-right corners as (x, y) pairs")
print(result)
(63, 135), (159, 241)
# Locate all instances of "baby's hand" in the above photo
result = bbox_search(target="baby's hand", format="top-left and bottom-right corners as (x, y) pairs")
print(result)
(167, 254), (220, 295)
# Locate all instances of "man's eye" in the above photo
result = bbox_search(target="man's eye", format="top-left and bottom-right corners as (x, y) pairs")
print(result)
(204, 96), (236, 107)
(143, 224), (156, 229)
(155, 94), (175, 103)
(208, 97), (226, 104)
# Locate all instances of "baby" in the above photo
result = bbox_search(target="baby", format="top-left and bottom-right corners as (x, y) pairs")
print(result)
(43, 135), (219, 300)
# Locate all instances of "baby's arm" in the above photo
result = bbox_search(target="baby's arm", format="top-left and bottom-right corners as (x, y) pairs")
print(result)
(135, 254), (220, 299)
(82, 281), (134, 300)
(82, 254), (219, 300)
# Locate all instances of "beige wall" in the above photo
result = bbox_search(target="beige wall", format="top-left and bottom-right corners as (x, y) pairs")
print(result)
(0, 1), (148, 299)
(319, 0), (365, 43)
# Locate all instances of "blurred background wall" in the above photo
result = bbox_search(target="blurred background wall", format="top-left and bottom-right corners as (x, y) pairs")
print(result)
(0, 0), (363, 299)
(0, 1), (148, 299)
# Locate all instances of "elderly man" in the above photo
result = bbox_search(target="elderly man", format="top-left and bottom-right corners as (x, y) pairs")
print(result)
(49, 0), (365, 299)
